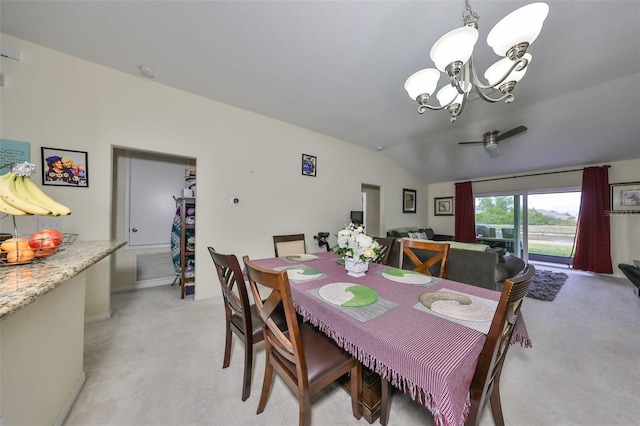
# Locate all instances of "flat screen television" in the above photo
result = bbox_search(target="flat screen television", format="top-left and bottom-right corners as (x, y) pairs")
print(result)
(350, 210), (364, 225)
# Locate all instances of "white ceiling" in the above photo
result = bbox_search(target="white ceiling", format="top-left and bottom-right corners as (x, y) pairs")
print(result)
(1, 1), (639, 183)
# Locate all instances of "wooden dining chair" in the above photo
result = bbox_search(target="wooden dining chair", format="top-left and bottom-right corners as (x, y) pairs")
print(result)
(465, 264), (535, 425)
(379, 264), (536, 426)
(372, 236), (395, 266)
(273, 233), (306, 257)
(242, 255), (362, 426)
(399, 239), (450, 277)
(208, 247), (285, 401)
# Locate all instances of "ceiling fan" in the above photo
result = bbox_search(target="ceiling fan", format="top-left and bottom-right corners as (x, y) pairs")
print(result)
(458, 125), (528, 157)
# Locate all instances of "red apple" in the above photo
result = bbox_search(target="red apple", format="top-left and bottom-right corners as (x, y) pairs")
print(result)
(28, 229), (64, 258)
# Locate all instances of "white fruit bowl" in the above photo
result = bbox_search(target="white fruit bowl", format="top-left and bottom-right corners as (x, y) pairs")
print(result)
(0, 233), (78, 266)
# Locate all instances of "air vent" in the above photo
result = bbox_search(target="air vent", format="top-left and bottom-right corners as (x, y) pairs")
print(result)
(0, 45), (21, 61)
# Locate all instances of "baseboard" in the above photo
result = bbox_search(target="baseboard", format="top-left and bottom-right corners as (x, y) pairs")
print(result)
(54, 371), (86, 426)
(85, 311), (111, 322)
(112, 277), (175, 293)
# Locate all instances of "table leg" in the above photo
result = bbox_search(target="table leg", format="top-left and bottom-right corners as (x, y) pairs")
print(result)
(340, 366), (382, 423)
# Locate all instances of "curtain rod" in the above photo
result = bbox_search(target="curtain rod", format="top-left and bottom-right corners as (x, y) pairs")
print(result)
(462, 164), (611, 184)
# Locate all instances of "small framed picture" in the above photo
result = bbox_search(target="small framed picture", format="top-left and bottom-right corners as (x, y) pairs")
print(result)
(302, 154), (317, 177)
(434, 196), (454, 216)
(610, 181), (640, 213)
(403, 188), (417, 213)
(41, 147), (88, 187)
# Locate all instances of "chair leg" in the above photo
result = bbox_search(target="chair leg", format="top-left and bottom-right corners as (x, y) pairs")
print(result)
(489, 376), (505, 426)
(222, 323), (232, 369)
(256, 357), (274, 414)
(380, 378), (391, 425)
(299, 393), (311, 426)
(350, 363), (362, 420)
(241, 335), (253, 401)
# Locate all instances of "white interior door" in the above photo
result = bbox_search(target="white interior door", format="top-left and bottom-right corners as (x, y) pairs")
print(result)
(128, 152), (188, 247)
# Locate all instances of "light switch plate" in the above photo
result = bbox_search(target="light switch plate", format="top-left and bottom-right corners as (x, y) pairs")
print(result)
(37, 217), (64, 231)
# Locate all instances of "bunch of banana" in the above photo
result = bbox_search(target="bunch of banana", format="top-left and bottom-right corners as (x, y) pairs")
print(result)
(0, 171), (71, 216)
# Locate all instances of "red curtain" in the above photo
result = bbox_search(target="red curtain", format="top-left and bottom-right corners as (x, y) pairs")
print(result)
(455, 181), (476, 243)
(572, 166), (613, 273)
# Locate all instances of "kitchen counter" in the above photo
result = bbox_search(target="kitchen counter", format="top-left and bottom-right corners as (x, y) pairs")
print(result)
(0, 239), (126, 320)
(0, 239), (125, 425)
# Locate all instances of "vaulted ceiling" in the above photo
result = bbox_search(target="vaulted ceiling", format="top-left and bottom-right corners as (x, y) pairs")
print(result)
(2, 1), (639, 183)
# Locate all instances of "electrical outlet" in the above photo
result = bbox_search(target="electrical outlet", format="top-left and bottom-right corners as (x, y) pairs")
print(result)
(37, 218), (64, 231)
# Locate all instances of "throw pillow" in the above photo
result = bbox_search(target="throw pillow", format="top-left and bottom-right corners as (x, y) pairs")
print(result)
(408, 231), (429, 240)
(485, 247), (506, 263)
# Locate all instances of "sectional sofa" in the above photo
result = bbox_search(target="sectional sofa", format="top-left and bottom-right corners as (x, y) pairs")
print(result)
(385, 227), (525, 290)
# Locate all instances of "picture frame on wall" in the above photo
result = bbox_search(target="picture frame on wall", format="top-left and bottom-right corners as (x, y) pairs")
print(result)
(41, 147), (88, 187)
(434, 196), (454, 216)
(403, 188), (417, 213)
(301, 154), (317, 177)
(610, 181), (640, 213)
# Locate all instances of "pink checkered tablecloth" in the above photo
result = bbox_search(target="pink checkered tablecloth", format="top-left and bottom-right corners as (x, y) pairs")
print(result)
(253, 252), (530, 426)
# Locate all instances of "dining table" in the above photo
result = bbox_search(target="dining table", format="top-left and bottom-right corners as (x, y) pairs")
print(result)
(252, 251), (531, 426)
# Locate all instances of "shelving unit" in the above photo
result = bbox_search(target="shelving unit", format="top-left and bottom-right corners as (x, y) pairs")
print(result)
(178, 197), (196, 299)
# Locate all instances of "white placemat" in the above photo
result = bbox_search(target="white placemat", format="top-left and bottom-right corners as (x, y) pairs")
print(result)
(273, 265), (324, 283)
(318, 282), (378, 306)
(286, 254), (318, 262)
(414, 288), (498, 334)
(382, 269), (433, 285)
(310, 286), (398, 323)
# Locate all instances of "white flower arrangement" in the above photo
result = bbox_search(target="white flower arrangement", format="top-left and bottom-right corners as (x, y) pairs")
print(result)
(333, 223), (381, 263)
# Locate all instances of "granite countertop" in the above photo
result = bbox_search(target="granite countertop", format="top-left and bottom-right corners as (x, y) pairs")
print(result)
(0, 240), (126, 320)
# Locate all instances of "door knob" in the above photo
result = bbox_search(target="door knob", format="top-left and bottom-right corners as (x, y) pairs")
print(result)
(131, 228), (138, 232)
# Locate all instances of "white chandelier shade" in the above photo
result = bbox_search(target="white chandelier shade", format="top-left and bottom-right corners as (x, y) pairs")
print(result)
(484, 53), (532, 87)
(430, 26), (479, 72)
(404, 1), (549, 122)
(436, 81), (472, 107)
(404, 68), (441, 100)
(487, 2), (549, 57)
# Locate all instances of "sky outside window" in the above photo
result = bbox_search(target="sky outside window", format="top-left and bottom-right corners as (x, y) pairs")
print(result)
(528, 192), (581, 217)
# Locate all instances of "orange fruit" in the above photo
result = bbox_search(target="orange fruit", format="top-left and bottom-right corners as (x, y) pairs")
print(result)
(1, 237), (30, 252)
(6, 248), (36, 263)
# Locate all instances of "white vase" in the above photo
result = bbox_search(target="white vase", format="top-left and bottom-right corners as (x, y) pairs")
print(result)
(344, 258), (369, 278)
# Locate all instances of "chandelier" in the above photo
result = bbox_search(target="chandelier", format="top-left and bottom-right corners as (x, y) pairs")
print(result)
(404, 1), (549, 122)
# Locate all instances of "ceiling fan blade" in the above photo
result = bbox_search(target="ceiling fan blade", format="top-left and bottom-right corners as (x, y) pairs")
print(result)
(458, 141), (484, 145)
(495, 125), (527, 141)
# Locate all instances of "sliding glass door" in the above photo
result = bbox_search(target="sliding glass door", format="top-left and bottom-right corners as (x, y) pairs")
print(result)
(526, 192), (579, 265)
(474, 194), (524, 258)
(475, 190), (580, 264)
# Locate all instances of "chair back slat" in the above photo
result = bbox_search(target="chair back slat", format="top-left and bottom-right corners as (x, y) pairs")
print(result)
(273, 234), (306, 257)
(243, 256), (305, 370)
(373, 236), (395, 266)
(400, 239), (450, 278)
(208, 247), (252, 323)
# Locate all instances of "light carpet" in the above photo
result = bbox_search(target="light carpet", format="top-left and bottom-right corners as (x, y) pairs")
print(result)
(63, 265), (640, 426)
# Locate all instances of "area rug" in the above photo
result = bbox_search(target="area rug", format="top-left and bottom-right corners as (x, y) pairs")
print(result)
(527, 269), (569, 301)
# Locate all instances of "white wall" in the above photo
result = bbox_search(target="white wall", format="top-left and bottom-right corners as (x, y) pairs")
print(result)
(0, 35), (426, 311)
(427, 159), (640, 276)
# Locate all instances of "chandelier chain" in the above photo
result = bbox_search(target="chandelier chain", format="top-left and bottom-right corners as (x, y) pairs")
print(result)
(462, 0), (479, 27)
